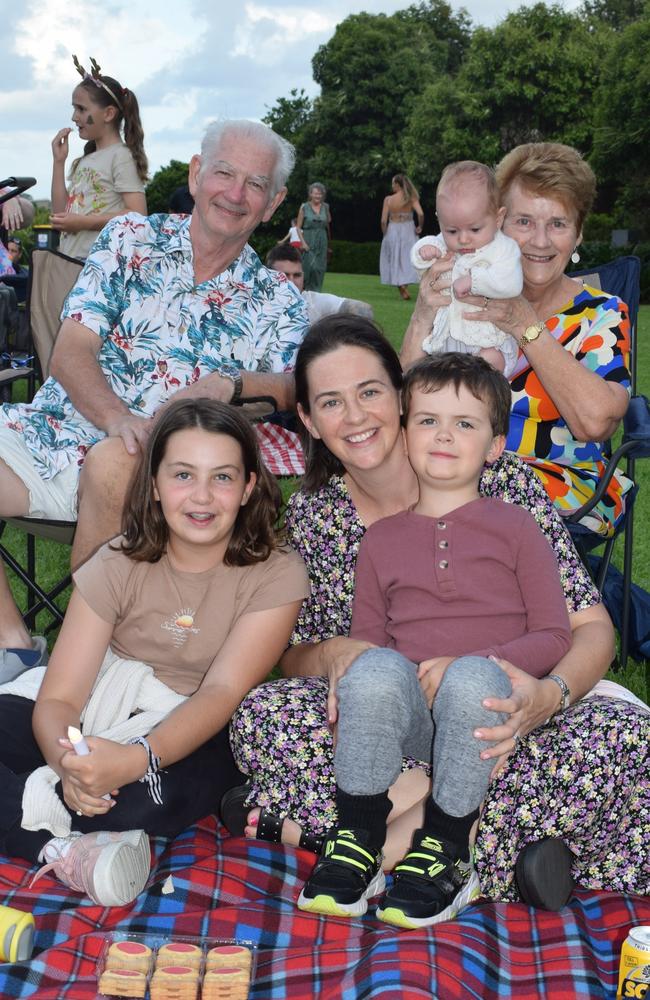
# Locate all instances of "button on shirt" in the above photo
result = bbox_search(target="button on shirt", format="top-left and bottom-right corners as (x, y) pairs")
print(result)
(0, 213), (308, 479)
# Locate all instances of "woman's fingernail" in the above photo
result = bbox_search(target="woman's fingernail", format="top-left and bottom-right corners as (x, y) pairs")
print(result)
(249, 814), (258, 828)
(474, 730), (483, 738)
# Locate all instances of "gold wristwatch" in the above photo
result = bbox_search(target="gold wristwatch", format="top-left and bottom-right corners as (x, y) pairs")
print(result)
(518, 321), (545, 350)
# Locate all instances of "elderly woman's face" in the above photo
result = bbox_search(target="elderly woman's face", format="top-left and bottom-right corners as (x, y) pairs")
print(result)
(310, 185), (324, 203)
(502, 180), (580, 293)
(298, 345), (402, 475)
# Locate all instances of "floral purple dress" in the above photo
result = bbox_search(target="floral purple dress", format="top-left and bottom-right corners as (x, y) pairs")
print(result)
(229, 452), (650, 899)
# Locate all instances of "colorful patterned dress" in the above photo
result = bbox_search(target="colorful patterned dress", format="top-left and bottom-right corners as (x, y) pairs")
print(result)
(506, 285), (633, 537)
(229, 454), (650, 897)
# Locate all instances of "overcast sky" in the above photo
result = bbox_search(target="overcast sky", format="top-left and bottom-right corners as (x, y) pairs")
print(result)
(1, 0), (581, 202)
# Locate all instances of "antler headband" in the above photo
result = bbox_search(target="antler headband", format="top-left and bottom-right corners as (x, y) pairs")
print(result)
(72, 54), (125, 111)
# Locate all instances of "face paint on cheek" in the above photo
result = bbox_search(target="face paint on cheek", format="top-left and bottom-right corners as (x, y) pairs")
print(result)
(85, 114), (94, 125)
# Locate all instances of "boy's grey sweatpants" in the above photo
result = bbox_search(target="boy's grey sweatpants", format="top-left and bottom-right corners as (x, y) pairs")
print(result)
(334, 648), (512, 817)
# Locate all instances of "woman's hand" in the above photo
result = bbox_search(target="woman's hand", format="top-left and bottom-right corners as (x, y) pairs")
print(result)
(463, 293), (538, 342)
(1, 193), (24, 232)
(473, 657), (560, 763)
(324, 638), (375, 725)
(417, 656), (454, 708)
(51, 128), (72, 163)
(57, 736), (146, 814)
(400, 254), (454, 368)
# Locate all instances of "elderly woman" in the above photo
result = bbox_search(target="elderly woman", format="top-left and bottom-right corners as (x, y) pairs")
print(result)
(297, 182), (332, 292)
(225, 315), (649, 910)
(401, 143), (632, 538)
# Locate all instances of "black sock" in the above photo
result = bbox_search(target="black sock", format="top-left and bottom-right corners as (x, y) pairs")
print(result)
(336, 787), (391, 852)
(422, 798), (478, 861)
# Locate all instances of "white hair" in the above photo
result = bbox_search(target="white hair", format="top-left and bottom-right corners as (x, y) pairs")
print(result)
(200, 119), (296, 198)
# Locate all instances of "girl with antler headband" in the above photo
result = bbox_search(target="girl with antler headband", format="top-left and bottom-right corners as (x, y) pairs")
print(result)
(50, 56), (148, 259)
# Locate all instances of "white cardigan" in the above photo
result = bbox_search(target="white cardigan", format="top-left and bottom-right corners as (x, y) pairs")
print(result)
(0, 650), (186, 837)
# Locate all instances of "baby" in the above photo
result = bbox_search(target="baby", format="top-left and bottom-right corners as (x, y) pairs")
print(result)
(410, 161), (522, 375)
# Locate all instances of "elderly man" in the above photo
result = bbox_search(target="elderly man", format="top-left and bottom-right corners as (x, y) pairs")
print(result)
(266, 244), (373, 323)
(0, 120), (307, 670)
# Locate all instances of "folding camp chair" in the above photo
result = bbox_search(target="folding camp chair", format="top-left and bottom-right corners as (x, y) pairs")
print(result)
(565, 255), (650, 669)
(0, 246), (281, 633)
(0, 247), (83, 631)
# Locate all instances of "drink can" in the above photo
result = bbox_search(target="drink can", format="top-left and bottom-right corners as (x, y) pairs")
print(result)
(0, 905), (35, 963)
(619, 926), (650, 998)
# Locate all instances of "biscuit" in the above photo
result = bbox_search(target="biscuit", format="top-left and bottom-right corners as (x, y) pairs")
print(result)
(98, 967), (147, 997)
(205, 945), (252, 972)
(149, 964), (199, 1000)
(202, 966), (250, 1000)
(105, 940), (152, 974)
(156, 941), (202, 969)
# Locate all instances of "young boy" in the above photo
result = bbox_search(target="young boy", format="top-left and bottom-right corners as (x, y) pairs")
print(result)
(410, 161), (523, 375)
(297, 353), (572, 928)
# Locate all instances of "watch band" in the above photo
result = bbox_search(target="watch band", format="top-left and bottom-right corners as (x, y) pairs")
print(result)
(518, 321), (545, 350)
(545, 674), (571, 721)
(219, 368), (243, 403)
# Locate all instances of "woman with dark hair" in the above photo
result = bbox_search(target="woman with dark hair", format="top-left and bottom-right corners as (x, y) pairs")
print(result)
(50, 55), (148, 259)
(227, 315), (649, 906)
(0, 398), (308, 908)
(380, 174), (424, 300)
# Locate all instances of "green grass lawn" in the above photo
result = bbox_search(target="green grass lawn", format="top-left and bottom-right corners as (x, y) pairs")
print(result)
(1, 272), (648, 702)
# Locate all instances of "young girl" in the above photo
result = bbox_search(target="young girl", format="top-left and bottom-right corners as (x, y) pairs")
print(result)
(278, 218), (309, 252)
(50, 56), (148, 259)
(0, 398), (308, 907)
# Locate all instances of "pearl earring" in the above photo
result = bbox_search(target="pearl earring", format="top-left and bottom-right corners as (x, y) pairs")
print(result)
(571, 249), (581, 265)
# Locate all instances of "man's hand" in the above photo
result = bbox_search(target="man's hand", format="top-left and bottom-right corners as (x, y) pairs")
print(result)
(105, 413), (154, 455)
(417, 656), (454, 708)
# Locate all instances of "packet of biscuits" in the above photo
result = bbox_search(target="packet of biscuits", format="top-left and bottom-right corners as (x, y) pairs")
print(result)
(96, 932), (256, 999)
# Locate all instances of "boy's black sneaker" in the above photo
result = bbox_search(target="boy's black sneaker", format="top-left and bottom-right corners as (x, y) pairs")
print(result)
(377, 831), (481, 929)
(297, 828), (385, 917)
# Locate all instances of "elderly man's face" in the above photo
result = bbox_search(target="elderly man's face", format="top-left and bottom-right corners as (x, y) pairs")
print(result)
(189, 132), (286, 250)
(270, 258), (305, 293)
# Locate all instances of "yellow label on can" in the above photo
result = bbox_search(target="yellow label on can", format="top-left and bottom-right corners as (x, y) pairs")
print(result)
(619, 928), (650, 998)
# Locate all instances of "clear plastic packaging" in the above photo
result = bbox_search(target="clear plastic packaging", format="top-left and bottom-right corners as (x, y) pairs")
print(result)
(96, 931), (256, 999)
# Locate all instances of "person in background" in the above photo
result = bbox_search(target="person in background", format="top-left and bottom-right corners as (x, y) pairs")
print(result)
(297, 183), (332, 291)
(50, 55), (148, 259)
(266, 245), (373, 324)
(380, 174), (424, 301)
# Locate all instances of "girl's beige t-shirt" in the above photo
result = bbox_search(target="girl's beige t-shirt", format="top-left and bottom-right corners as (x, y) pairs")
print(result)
(73, 540), (309, 695)
(61, 143), (144, 259)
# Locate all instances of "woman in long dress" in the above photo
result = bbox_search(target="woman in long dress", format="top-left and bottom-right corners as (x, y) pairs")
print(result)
(297, 183), (331, 292)
(380, 174), (424, 300)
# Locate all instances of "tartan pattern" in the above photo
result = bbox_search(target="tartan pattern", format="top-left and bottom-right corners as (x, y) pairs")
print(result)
(0, 816), (647, 998)
(256, 423), (305, 477)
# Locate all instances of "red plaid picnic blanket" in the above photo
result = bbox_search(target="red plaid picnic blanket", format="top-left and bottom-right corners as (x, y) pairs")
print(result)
(0, 816), (647, 998)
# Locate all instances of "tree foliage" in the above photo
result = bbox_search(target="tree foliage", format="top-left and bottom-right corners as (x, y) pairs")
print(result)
(145, 159), (190, 214)
(404, 3), (607, 195)
(590, 1), (650, 229)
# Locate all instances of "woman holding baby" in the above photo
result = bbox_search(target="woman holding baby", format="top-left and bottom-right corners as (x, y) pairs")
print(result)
(402, 142), (631, 538)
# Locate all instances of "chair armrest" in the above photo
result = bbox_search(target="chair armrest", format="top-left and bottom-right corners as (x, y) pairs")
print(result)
(566, 394), (650, 523)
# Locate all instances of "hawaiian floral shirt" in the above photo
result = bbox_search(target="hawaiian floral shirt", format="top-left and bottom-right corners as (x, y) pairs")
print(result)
(0, 213), (308, 479)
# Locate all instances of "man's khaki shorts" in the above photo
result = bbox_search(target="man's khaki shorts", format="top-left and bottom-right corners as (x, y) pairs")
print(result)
(0, 426), (79, 520)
